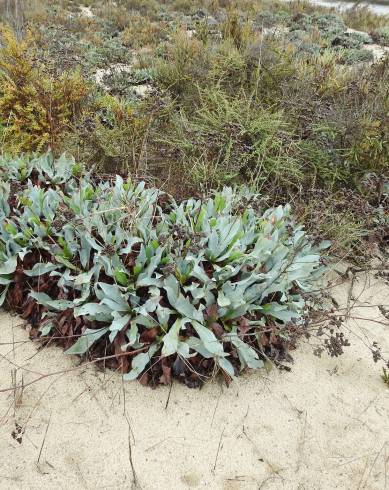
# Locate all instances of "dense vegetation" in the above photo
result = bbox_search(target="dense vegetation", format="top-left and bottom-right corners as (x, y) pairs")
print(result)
(0, 0), (387, 257)
(0, 1), (387, 384)
(0, 153), (327, 385)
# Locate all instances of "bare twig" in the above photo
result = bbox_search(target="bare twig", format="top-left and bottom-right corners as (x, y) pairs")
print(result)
(0, 346), (149, 394)
(212, 427), (225, 473)
(37, 411), (52, 464)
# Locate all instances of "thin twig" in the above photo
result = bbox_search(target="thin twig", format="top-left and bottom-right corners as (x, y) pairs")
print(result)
(164, 381), (173, 410)
(212, 427), (225, 473)
(37, 411), (52, 464)
(0, 346), (149, 394)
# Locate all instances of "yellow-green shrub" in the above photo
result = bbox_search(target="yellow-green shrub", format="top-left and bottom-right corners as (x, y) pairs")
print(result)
(0, 27), (89, 154)
(120, 13), (166, 48)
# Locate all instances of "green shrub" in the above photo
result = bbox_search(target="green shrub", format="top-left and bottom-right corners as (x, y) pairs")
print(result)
(0, 153), (327, 385)
(120, 12), (167, 48)
(331, 32), (372, 50)
(162, 87), (304, 191)
(221, 7), (254, 49)
(293, 189), (370, 256)
(62, 95), (152, 175)
(99, 67), (155, 98)
(255, 10), (289, 28)
(155, 30), (211, 102)
(371, 26), (389, 47)
(338, 48), (374, 65)
(277, 51), (389, 186)
(288, 13), (346, 36)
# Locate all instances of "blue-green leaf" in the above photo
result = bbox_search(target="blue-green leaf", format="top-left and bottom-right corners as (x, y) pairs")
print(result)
(24, 262), (59, 277)
(162, 318), (184, 357)
(123, 344), (159, 381)
(0, 256), (17, 275)
(65, 328), (108, 355)
(29, 291), (74, 311)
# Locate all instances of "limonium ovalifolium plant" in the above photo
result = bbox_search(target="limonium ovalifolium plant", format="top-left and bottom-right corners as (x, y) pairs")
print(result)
(0, 153), (329, 386)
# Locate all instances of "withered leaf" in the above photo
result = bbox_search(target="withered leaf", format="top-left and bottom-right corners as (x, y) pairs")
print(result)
(140, 327), (159, 343)
(210, 322), (224, 337)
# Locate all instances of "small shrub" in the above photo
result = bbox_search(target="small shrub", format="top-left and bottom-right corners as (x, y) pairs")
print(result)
(115, 0), (158, 15)
(342, 6), (389, 32)
(62, 95), (153, 175)
(0, 28), (89, 154)
(155, 30), (210, 101)
(83, 36), (133, 70)
(221, 7), (254, 49)
(120, 13), (167, 48)
(338, 48), (374, 65)
(210, 40), (248, 89)
(371, 26), (389, 47)
(293, 189), (370, 256)
(100, 67), (155, 98)
(255, 10), (289, 28)
(331, 31), (372, 50)
(288, 13), (346, 36)
(162, 87), (304, 192)
(278, 51), (389, 186)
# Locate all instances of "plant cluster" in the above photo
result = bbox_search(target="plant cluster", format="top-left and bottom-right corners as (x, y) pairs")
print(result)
(0, 0), (388, 258)
(0, 27), (89, 154)
(371, 26), (389, 46)
(0, 154), (327, 386)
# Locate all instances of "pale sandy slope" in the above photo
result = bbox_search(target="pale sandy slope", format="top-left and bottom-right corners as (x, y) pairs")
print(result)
(0, 266), (388, 490)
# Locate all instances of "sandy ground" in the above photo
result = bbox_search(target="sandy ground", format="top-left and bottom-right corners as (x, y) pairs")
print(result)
(0, 266), (388, 490)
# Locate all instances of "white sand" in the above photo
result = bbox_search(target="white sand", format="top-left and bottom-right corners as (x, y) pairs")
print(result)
(93, 63), (153, 99)
(79, 6), (94, 19)
(0, 267), (388, 489)
(364, 43), (389, 61)
(94, 63), (134, 89)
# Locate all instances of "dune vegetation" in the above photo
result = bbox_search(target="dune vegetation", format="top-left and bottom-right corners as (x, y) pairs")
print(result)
(0, 0), (387, 385)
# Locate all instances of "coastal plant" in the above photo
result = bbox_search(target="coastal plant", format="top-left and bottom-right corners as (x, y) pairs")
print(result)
(0, 153), (328, 386)
(163, 87), (303, 192)
(0, 27), (89, 154)
(371, 26), (389, 47)
(342, 6), (389, 32)
(0, 0), (387, 259)
(62, 95), (152, 174)
(120, 12), (166, 48)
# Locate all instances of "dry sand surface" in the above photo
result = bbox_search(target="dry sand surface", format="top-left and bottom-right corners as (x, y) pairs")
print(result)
(0, 266), (388, 490)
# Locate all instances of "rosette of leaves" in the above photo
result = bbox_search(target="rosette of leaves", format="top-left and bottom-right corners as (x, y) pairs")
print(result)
(0, 154), (329, 386)
(0, 152), (82, 187)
